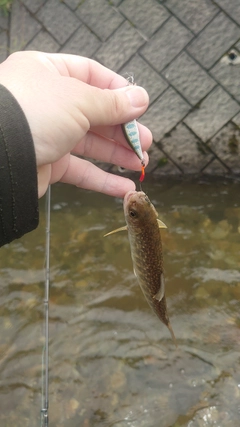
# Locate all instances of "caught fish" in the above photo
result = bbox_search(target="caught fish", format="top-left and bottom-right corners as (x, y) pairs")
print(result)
(104, 190), (177, 347)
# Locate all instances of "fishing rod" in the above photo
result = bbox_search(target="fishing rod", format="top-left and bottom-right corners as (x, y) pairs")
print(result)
(41, 185), (51, 426)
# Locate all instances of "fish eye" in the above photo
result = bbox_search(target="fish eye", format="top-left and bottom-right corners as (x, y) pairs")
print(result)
(129, 210), (137, 218)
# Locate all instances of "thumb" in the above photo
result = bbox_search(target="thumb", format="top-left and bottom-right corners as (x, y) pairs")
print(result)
(75, 84), (149, 128)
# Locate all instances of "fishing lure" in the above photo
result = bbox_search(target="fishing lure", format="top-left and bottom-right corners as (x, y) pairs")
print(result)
(121, 75), (146, 183)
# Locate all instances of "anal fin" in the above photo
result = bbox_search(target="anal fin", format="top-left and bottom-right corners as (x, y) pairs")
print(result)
(153, 274), (165, 302)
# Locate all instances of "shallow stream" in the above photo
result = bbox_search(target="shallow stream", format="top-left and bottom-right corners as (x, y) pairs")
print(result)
(0, 178), (240, 427)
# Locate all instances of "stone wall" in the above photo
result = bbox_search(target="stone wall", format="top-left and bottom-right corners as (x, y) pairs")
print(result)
(0, 0), (240, 176)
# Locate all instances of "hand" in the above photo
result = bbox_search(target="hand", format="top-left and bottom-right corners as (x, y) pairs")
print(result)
(0, 51), (151, 198)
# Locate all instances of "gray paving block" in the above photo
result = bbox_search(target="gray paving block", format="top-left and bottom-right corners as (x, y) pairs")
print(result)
(160, 123), (213, 173)
(165, 0), (219, 34)
(0, 30), (8, 63)
(119, 0), (169, 38)
(235, 40), (240, 52)
(21, 0), (48, 13)
(219, 49), (240, 66)
(36, 0), (80, 45)
(60, 24), (100, 57)
(214, 0), (240, 25)
(184, 86), (240, 142)
(141, 87), (190, 141)
(10, 0), (42, 52)
(95, 21), (144, 71)
(163, 51), (216, 106)
(111, 0), (123, 5)
(187, 12), (240, 70)
(140, 16), (193, 72)
(148, 143), (182, 175)
(21, 0), (46, 14)
(0, 10), (9, 30)
(208, 122), (240, 174)
(210, 58), (240, 103)
(25, 30), (60, 52)
(76, 0), (124, 42)
(63, 0), (80, 10)
(120, 54), (168, 104)
(201, 158), (229, 174)
(232, 112), (240, 127)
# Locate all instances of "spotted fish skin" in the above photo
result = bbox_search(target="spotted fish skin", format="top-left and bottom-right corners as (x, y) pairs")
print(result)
(123, 190), (177, 346)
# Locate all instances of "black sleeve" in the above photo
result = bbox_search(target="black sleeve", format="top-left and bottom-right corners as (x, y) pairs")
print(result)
(0, 84), (39, 247)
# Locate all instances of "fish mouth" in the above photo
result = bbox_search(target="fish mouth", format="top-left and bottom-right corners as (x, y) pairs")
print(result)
(123, 191), (146, 212)
(124, 190), (137, 204)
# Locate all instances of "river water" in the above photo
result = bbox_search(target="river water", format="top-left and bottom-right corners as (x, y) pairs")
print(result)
(0, 178), (240, 427)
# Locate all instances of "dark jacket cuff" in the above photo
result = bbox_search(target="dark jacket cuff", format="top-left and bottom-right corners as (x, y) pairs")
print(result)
(0, 84), (39, 246)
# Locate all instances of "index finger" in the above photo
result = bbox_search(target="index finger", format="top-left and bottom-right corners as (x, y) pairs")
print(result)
(45, 53), (127, 89)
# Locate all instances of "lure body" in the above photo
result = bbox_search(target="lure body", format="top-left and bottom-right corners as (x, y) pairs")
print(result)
(121, 120), (144, 164)
(121, 74), (146, 182)
(121, 120), (145, 182)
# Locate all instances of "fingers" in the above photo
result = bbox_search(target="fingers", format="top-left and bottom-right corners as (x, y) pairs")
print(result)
(89, 122), (152, 152)
(46, 53), (150, 126)
(45, 53), (128, 89)
(69, 83), (149, 129)
(59, 155), (136, 197)
(72, 132), (149, 170)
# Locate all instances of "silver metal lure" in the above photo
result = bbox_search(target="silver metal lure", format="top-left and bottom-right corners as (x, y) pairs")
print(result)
(121, 74), (145, 182)
(121, 119), (145, 165)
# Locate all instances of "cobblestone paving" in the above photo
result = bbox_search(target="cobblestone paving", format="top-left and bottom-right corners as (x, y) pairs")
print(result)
(0, 0), (240, 176)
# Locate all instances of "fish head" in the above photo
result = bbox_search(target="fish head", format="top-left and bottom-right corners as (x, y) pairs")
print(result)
(123, 191), (158, 229)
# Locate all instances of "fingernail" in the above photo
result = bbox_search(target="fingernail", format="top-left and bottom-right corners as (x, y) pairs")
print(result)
(125, 86), (149, 108)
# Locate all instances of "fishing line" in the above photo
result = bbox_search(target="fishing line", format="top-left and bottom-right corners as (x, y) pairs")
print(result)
(41, 185), (51, 427)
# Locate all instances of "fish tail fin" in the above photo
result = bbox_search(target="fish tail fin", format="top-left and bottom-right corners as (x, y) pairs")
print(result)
(167, 322), (178, 348)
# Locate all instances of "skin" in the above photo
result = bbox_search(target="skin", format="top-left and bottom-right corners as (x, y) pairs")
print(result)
(0, 51), (152, 198)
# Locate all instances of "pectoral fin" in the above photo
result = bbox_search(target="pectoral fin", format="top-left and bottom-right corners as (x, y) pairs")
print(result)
(153, 274), (165, 301)
(104, 225), (127, 237)
(157, 219), (167, 229)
